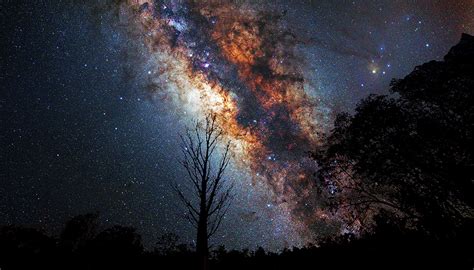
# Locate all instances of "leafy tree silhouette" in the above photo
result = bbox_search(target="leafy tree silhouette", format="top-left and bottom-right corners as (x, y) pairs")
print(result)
(0, 226), (55, 269)
(59, 212), (99, 253)
(88, 225), (143, 257)
(154, 232), (181, 255)
(314, 34), (474, 238)
(0, 225), (54, 255)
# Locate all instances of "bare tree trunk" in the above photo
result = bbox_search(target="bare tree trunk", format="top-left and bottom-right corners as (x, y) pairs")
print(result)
(197, 215), (208, 269)
(197, 186), (209, 269)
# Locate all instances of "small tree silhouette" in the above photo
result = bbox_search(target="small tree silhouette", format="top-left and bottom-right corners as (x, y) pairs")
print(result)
(174, 114), (233, 269)
(59, 213), (99, 253)
(155, 232), (180, 255)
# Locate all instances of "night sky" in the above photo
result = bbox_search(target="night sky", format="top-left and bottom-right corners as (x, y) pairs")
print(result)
(1, 0), (473, 250)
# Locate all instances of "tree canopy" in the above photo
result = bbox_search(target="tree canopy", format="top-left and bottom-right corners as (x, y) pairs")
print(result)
(314, 33), (474, 238)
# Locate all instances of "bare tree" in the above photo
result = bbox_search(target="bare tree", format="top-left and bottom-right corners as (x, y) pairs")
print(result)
(174, 114), (233, 268)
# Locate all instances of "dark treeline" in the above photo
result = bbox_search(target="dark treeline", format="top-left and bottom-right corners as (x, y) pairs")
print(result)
(1, 35), (473, 269)
(0, 212), (471, 269)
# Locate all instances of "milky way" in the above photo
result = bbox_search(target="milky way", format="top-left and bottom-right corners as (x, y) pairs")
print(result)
(118, 0), (335, 245)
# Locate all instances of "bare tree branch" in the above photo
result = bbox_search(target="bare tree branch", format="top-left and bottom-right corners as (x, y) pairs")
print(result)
(173, 114), (234, 257)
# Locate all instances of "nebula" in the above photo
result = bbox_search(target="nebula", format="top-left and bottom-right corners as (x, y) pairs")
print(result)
(121, 0), (331, 243)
